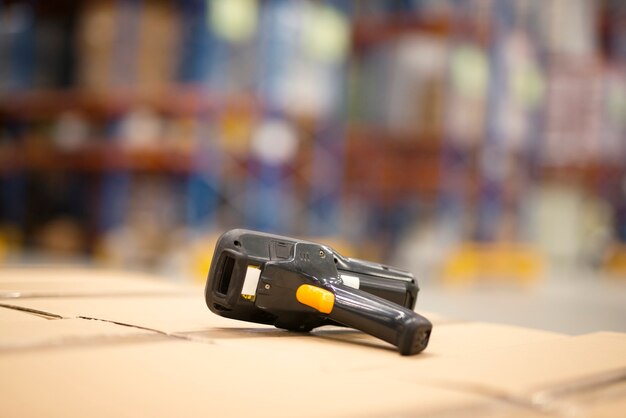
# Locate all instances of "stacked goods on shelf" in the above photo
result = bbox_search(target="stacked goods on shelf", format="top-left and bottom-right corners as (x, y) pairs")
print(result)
(537, 0), (626, 272)
(347, 1), (452, 259)
(0, 0), (624, 278)
(387, 0), (625, 280)
(76, 0), (115, 94)
(78, 0), (179, 96)
(349, 1), (487, 264)
(350, 35), (447, 141)
(0, 2), (35, 93)
(0, 0), (354, 271)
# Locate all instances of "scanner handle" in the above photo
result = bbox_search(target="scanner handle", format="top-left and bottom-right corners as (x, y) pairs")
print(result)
(327, 284), (432, 355)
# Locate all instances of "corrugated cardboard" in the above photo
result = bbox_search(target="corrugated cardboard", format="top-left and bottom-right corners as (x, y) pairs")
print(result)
(0, 317), (161, 350)
(0, 267), (624, 417)
(0, 266), (196, 298)
(0, 305), (49, 322)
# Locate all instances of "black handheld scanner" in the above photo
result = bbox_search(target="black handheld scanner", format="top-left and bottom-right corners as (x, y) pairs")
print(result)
(205, 229), (432, 355)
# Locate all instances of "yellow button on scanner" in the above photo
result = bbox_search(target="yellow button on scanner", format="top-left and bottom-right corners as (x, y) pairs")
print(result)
(296, 285), (335, 314)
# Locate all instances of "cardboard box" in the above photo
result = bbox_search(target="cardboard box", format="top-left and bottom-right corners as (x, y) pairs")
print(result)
(1, 267), (624, 417)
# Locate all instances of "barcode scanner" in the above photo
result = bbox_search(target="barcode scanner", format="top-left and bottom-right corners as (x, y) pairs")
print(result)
(205, 229), (432, 355)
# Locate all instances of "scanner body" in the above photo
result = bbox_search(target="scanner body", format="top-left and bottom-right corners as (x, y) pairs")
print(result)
(205, 229), (432, 355)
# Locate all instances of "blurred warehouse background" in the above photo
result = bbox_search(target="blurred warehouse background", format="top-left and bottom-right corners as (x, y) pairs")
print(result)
(0, 0), (625, 331)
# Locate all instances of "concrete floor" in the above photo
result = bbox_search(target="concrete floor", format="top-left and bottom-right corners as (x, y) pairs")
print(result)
(417, 268), (626, 335)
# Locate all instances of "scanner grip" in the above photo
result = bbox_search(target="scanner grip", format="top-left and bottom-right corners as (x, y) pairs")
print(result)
(327, 284), (432, 355)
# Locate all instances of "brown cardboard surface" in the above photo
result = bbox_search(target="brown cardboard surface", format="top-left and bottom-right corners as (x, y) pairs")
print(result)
(4, 294), (564, 361)
(0, 317), (161, 350)
(0, 340), (497, 418)
(570, 380), (626, 418)
(184, 322), (566, 374)
(536, 373), (626, 417)
(0, 267), (196, 298)
(584, 398), (626, 418)
(388, 332), (626, 396)
(0, 305), (49, 322)
(409, 322), (565, 357)
(3, 295), (243, 332)
(1, 267), (625, 417)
